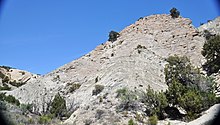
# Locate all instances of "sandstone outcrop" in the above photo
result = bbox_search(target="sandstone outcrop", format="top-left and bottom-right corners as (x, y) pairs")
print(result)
(5, 14), (220, 125)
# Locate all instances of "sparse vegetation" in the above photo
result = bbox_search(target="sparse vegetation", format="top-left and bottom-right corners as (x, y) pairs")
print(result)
(69, 83), (81, 92)
(95, 109), (104, 119)
(38, 114), (52, 124)
(0, 66), (13, 71)
(0, 84), (11, 91)
(116, 88), (138, 111)
(148, 115), (158, 125)
(202, 35), (220, 75)
(116, 55), (218, 122)
(50, 93), (67, 118)
(95, 76), (99, 83)
(20, 103), (33, 115)
(84, 119), (92, 125)
(108, 31), (120, 42)
(165, 55), (217, 121)
(92, 84), (104, 95)
(136, 45), (146, 49)
(203, 30), (214, 40)
(0, 93), (20, 106)
(128, 118), (135, 125)
(170, 7), (180, 18)
(137, 17), (143, 21)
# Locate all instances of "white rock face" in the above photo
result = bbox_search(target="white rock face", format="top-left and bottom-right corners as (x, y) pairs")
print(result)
(6, 14), (220, 125)
(0, 66), (39, 88)
(187, 104), (220, 125)
(198, 17), (220, 35)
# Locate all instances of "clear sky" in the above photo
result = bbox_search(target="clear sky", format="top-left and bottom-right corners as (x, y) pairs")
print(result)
(0, 0), (219, 75)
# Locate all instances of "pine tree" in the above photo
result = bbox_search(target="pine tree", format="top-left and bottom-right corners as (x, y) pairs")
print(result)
(202, 35), (220, 75)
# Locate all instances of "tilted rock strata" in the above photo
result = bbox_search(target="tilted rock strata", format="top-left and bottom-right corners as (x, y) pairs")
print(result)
(6, 14), (220, 125)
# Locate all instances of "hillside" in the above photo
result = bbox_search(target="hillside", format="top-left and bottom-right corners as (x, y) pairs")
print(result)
(1, 14), (220, 125)
(0, 66), (39, 90)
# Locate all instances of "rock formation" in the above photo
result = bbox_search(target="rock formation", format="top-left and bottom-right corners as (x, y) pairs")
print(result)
(2, 14), (220, 125)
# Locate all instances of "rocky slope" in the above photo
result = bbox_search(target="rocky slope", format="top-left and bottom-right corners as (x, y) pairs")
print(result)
(4, 14), (220, 125)
(0, 66), (39, 89)
(198, 17), (220, 35)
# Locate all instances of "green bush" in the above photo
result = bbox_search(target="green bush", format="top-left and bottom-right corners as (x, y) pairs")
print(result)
(165, 55), (215, 91)
(38, 114), (52, 124)
(50, 93), (67, 118)
(0, 84), (11, 91)
(0, 93), (20, 106)
(148, 115), (158, 125)
(28, 118), (35, 124)
(202, 35), (220, 75)
(128, 118), (135, 125)
(164, 55), (192, 86)
(20, 103), (33, 115)
(165, 80), (186, 106)
(165, 55), (217, 121)
(108, 31), (120, 42)
(92, 84), (104, 95)
(203, 30), (214, 40)
(116, 87), (128, 98)
(141, 86), (168, 119)
(116, 88), (138, 111)
(179, 89), (203, 114)
(69, 83), (81, 92)
(170, 7), (180, 18)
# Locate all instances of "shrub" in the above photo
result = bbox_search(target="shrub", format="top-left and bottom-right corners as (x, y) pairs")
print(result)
(137, 17), (143, 21)
(141, 86), (168, 119)
(0, 66), (13, 71)
(128, 118), (135, 125)
(165, 81), (186, 106)
(84, 119), (92, 125)
(165, 55), (218, 121)
(95, 109), (104, 119)
(202, 35), (220, 75)
(164, 55), (192, 86)
(148, 115), (158, 125)
(0, 84), (11, 91)
(38, 114), (52, 124)
(0, 93), (20, 106)
(20, 103), (33, 115)
(116, 88), (138, 111)
(178, 89), (203, 115)
(92, 85), (104, 95)
(28, 118), (35, 124)
(50, 93), (67, 118)
(69, 83), (81, 92)
(201, 91), (217, 108)
(203, 30), (214, 40)
(135, 113), (144, 123)
(95, 76), (99, 83)
(170, 7), (180, 18)
(165, 55), (214, 91)
(5, 95), (20, 106)
(116, 87), (128, 98)
(108, 31), (120, 42)
(136, 45), (146, 49)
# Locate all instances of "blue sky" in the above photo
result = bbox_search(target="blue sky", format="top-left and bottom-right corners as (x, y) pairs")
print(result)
(0, 0), (219, 75)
